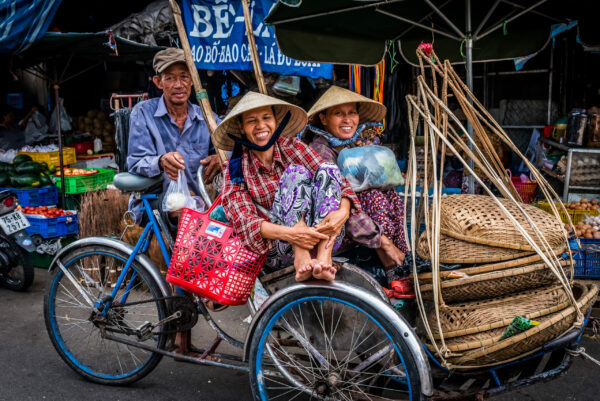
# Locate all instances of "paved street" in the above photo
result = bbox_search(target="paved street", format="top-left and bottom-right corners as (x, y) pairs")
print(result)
(1, 268), (599, 401)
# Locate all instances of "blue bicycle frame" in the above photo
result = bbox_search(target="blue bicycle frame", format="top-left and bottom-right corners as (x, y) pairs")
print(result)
(94, 194), (172, 315)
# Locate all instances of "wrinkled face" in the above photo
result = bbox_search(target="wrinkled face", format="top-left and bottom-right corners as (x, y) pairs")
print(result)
(153, 63), (192, 106)
(240, 106), (277, 147)
(319, 103), (359, 140)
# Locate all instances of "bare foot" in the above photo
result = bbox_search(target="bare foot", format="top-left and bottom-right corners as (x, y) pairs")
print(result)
(294, 249), (313, 282)
(312, 261), (336, 281)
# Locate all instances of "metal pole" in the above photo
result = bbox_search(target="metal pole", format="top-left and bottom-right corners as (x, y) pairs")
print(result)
(547, 44), (554, 125)
(53, 83), (66, 209)
(465, 0), (475, 194)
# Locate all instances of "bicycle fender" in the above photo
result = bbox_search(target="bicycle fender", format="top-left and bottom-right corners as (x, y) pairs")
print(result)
(48, 236), (172, 299)
(243, 280), (433, 397)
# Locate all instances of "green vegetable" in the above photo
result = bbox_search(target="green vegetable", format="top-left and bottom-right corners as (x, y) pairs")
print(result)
(12, 154), (33, 165)
(15, 161), (42, 175)
(0, 162), (9, 172)
(39, 172), (53, 186)
(0, 172), (8, 186)
(10, 174), (41, 187)
(40, 162), (49, 172)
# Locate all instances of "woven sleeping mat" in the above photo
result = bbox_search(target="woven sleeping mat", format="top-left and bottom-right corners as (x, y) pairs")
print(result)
(439, 194), (565, 251)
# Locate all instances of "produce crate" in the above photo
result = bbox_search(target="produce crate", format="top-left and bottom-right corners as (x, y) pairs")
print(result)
(537, 201), (599, 225)
(18, 147), (77, 166)
(573, 238), (600, 279)
(0, 186), (58, 207)
(54, 168), (115, 194)
(25, 212), (79, 239)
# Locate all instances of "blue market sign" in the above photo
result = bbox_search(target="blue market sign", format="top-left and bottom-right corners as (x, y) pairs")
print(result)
(182, 0), (333, 79)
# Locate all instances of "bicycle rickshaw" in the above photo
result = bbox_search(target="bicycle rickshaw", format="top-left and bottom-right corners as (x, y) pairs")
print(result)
(42, 158), (596, 401)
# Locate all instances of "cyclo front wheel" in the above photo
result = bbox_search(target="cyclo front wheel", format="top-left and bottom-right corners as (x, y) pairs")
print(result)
(44, 244), (168, 385)
(249, 285), (422, 400)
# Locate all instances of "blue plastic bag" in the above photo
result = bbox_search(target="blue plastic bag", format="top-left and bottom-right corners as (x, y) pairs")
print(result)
(337, 145), (404, 192)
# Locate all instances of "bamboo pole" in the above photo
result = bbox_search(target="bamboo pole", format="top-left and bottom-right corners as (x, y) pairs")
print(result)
(168, 0), (228, 163)
(242, 0), (268, 94)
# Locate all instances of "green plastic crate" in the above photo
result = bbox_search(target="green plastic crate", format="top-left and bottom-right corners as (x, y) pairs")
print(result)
(54, 168), (115, 194)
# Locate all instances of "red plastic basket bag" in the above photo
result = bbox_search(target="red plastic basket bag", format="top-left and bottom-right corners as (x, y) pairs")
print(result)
(507, 170), (538, 204)
(166, 195), (266, 305)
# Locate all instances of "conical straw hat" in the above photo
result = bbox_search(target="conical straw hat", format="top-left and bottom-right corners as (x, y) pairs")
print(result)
(307, 85), (387, 125)
(213, 91), (307, 151)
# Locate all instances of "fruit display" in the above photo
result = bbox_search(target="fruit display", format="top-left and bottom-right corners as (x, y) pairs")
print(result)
(566, 198), (599, 211)
(71, 109), (116, 152)
(21, 206), (74, 218)
(54, 167), (98, 177)
(0, 156), (56, 188)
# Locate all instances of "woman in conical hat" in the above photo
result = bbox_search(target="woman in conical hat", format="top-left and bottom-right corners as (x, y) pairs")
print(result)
(217, 91), (363, 282)
(305, 85), (410, 288)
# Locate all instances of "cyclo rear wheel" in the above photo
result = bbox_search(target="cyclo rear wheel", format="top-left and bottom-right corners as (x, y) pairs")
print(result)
(249, 286), (422, 400)
(44, 245), (168, 385)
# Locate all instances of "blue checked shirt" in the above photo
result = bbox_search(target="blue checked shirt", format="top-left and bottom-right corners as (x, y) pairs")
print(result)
(127, 95), (220, 223)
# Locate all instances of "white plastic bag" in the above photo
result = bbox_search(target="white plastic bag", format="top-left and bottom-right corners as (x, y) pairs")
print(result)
(337, 145), (405, 192)
(162, 169), (196, 212)
(49, 98), (72, 133)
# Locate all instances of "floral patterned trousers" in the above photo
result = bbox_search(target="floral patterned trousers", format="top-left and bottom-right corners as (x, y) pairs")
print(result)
(264, 163), (345, 270)
(357, 189), (409, 254)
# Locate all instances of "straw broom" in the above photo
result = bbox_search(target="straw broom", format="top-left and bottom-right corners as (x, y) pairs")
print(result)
(79, 189), (167, 273)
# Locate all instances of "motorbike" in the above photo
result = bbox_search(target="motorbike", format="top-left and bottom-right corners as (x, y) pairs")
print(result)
(0, 190), (35, 291)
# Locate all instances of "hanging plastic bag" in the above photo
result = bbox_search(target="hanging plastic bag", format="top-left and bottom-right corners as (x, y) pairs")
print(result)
(337, 145), (404, 192)
(162, 169), (196, 212)
(49, 98), (72, 133)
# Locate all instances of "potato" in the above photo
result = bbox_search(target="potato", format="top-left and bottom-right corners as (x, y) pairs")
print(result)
(582, 198), (589, 203)
(103, 122), (112, 130)
(585, 232), (594, 239)
(594, 232), (600, 239)
(576, 230), (583, 237)
(87, 110), (97, 118)
(96, 111), (106, 120)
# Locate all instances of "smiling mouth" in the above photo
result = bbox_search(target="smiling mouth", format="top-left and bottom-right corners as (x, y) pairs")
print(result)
(340, 126), (354, 133)
(255, 131), (271, 139)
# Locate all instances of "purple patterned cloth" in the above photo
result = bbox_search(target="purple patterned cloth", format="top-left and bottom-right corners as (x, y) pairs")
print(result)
(265, 163), (345, 270)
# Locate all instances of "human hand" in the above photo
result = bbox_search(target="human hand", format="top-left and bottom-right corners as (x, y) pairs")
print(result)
(315, 200), (350, 246)
(287, 225), (329, 250)
(379, 235), (405, 266)
(159, 152), (185, 181)
(200, 155), (220, 184)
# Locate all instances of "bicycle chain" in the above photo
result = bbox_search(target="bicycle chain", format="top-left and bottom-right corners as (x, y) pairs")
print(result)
(106, 295), (199, 334)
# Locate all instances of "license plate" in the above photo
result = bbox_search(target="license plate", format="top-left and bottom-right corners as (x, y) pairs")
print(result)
(0, 211), (31, 235)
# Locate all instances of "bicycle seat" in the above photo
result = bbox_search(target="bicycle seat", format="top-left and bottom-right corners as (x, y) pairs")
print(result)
(113, 172), (164, 192)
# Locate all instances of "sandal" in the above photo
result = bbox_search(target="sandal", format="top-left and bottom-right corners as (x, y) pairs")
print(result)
(390, 278), (416, 299)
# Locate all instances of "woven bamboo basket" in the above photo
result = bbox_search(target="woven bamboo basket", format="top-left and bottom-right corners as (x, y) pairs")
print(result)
(419, 259), (571, 303)
(429, 282), (598, 368)
(440, 194), (565, 251)
(416, 231), (534, 264)
(417, 247), (567, 286)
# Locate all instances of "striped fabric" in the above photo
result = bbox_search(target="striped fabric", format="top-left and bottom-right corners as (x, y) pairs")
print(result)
(0, 0), (62, 53)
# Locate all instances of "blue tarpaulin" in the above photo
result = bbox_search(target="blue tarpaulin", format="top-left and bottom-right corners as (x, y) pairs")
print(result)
(0, 0), (62, 54)
(181, 0), (333, 79)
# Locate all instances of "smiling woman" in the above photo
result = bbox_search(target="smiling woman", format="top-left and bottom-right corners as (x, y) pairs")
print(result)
(215, 91), (364, 282)
(306, 85), (410, 288)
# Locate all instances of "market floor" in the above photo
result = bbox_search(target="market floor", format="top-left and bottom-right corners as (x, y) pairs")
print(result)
(1, 269), (600, 401)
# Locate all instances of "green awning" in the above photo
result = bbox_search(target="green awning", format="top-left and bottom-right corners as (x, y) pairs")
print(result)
(265, 0), (575, 66)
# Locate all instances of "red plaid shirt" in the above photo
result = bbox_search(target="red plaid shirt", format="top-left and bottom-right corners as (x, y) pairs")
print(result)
(221, 136), (361, 255)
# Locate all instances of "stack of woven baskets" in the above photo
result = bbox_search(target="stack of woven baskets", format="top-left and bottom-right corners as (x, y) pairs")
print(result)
(416, 194), (598, 368)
